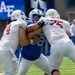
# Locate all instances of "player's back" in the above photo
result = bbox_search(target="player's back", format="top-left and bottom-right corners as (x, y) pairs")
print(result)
(0, 20), (26, 51)
(43, 18), (70, 44)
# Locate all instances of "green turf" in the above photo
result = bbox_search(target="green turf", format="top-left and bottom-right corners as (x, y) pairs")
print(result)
(60, 58), (75, 75)
(0, 58), (75, 75)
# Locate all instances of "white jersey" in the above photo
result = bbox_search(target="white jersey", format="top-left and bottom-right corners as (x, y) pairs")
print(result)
(43, 17), (70, 44)
(70, 24), (75, 35)
(0, 20), (27, 51)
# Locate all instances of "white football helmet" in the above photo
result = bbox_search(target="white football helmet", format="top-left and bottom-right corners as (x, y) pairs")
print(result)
(45, 9), (60, 19)
(11, 10), (26, 21)
(29, 9), (43, 19)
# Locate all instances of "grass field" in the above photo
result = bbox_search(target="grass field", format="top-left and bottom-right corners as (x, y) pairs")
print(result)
(0, 58), (75, 75)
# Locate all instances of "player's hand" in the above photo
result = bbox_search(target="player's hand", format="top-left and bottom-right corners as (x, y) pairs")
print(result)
(32, 37), (40, 43)
(37, 17), (48, 27)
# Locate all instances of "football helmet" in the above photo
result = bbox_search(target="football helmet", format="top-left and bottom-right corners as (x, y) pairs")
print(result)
(11, 10), (26, 21)
(29, 9), (43, 19)
(45, 9), (60, 19)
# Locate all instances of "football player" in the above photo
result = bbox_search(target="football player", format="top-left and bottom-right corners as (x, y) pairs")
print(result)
(0, 10), (31, 75)
(26, 9), (75, 75)
(18, 9), (51, 75)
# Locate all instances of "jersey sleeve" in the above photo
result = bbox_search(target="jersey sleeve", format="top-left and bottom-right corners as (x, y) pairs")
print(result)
(18, 20), (27, 30)
(62, 20), (70, 32)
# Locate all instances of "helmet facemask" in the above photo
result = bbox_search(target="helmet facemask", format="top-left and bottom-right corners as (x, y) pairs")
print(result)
(29, 9), (43, 22)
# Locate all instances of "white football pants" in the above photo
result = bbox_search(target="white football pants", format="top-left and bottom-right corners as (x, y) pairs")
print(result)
(0, 49), (17, 75)
(18, 54), (51, 75)
(49, 38), (75, 72)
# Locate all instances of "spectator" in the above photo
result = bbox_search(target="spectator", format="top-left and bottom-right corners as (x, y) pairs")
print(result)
(69, 19), (75, 44)
(0, 10), (31, 75)
(70, 19), (75, 36)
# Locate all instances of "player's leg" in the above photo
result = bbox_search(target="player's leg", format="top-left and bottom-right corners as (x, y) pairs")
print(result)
(34, 54), (51, 75)
(66, 41), (75, 62)
(42, 40), (51, 75)
(49, 44), (64, 75)
(0, 50), (17, 75)
(44, 55), (50, 75)
(18, 57), (32, 75)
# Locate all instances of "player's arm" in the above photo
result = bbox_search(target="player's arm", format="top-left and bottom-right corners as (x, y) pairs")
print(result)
(19, 27), (40, 45)
(19, 27), (30, 46)
(27, 27), (43, 39)
(63, 21), (71, 36)
(26, 23), (40, 33)
(26, 18), (45, 33)
(26, 20), (45, 39)
(66, 23), (71, 36)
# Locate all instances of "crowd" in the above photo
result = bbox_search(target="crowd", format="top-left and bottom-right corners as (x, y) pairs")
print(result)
(0, 8), (75, 75)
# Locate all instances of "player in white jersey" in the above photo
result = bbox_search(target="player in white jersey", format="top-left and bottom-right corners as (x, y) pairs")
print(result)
(0, 10), (32, 75)
(25, 9), (75, 75)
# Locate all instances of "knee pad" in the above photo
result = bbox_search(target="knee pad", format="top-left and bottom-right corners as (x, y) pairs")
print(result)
(51, 69), (60, 75)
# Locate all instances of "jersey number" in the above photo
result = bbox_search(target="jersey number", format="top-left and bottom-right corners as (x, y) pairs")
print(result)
(6, 24), (11, 34)
(50, 20), (63, 28)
